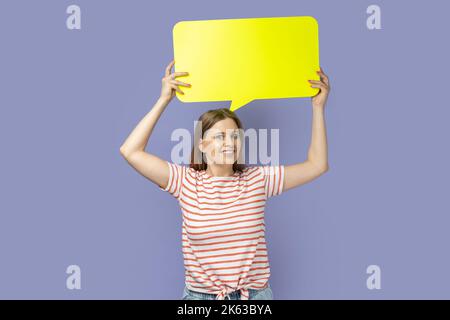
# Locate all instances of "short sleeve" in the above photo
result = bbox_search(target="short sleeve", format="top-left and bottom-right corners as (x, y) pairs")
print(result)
(260, 165), (285, 199)
(159, 161), (187, 199)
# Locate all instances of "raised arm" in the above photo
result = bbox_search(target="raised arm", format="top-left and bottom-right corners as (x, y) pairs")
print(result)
(284, 67), (331, 191)
(119, 60), (191, 189)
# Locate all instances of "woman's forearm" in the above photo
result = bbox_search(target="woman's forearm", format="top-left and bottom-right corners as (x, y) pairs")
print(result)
(119, 97), (170, 158)
(307, 106), (329, 170)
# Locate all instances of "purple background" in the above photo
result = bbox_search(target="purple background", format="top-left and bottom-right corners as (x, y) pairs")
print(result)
(1, 0), (449, 299)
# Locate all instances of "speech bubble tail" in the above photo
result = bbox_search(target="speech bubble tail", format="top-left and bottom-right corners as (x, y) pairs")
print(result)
(230, 99), (252, 112)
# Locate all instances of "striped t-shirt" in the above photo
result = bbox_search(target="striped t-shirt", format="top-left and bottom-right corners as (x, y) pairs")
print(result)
(159, 162), (285, 300)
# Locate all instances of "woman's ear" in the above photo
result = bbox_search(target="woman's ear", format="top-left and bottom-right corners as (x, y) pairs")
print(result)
(199, 138), (212, 153)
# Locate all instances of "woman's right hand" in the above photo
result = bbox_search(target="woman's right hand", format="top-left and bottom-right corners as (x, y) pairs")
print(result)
(160, 60), (191, 102)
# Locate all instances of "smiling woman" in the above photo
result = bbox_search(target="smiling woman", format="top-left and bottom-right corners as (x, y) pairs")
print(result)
(190, 108), (246, 177)
(119, 59), (331, 300)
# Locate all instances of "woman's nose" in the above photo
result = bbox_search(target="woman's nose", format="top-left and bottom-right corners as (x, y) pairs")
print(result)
(225, 135), (234, 145)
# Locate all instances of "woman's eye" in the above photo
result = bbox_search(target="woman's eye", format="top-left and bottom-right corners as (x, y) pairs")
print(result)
(213, 133), (239, 139)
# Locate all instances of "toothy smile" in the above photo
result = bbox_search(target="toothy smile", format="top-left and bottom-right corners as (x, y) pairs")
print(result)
(222, 149), (235, 154)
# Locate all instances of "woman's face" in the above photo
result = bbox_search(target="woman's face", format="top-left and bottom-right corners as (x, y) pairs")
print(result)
(199, 118), (243, 165)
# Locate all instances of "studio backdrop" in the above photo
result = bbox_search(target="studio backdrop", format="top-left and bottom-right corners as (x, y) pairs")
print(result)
(1, 0), (449, 299)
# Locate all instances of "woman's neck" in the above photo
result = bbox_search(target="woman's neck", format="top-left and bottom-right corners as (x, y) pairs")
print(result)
(206, 165), (234, 177)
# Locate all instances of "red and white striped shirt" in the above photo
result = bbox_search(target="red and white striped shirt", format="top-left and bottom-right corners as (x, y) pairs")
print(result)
(159, 162), (285, 300)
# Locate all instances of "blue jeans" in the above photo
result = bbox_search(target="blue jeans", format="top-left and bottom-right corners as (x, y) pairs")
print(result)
(182, 283), (273, 300)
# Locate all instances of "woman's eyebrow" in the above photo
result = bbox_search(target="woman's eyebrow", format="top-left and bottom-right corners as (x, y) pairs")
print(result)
(215, 130), (238, 134)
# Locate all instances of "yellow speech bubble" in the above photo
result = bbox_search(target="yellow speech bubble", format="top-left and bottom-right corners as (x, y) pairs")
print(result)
(172, 16), (320, 111)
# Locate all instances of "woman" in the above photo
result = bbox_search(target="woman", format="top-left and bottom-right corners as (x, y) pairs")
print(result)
(119, 60), (330, 300)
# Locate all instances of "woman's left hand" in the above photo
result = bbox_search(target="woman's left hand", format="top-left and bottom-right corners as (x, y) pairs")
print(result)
(308, 67), (331, 108)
